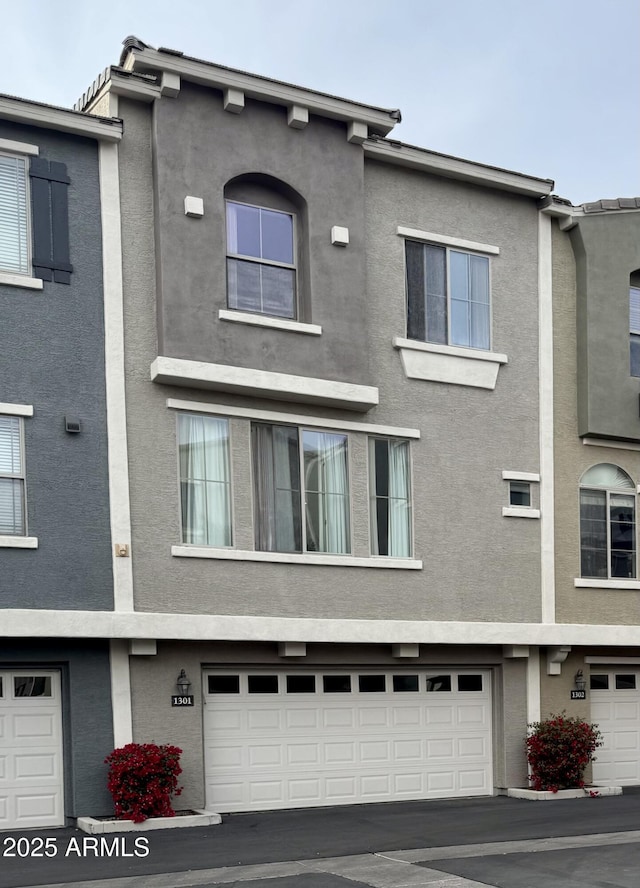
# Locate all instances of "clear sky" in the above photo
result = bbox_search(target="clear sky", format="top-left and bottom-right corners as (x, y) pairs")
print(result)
(3, 0), (638, 203)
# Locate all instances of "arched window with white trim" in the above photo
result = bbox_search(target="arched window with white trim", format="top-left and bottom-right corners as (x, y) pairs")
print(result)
(580, 464), (636, 579)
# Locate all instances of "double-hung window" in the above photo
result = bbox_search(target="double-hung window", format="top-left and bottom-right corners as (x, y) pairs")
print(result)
(580, 463), (636, 579)
(0, 152), (29, 276)
(178, 414), (232, 546)
(0, 416), (26, 536)
(252, 422), (350, 554)
(630, 286), (640, 377)
(226, 200), (296, 319)
(369, 437), (412, 557)
(405, 240), (490, 350)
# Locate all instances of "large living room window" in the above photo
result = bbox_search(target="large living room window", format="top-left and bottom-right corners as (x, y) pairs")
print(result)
(226, 200), (296, 319)
(252, 422), (350, 554)
(580, 463), (636, 579)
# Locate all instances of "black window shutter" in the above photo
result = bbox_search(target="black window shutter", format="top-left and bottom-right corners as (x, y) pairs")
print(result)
(29, 158), (73, 284)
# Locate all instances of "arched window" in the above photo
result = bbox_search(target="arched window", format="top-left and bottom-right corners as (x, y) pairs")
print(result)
(580, 464), (636, 579)
(224, 175), (306, 321)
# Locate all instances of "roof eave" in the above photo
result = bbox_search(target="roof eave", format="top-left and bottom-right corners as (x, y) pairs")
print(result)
(0, 94), (122, 142)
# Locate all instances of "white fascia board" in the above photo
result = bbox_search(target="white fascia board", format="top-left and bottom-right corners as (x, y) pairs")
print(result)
(130, 48), (398, 135)
(166, 397), (420, 438)
(152, 356), (379, 412)
(397, 227), (499, 255)
(365, 141), (553, 197)
(9, 610), (640, 646)
(0, 402), (33, 416)
(0, 96), (122, 142)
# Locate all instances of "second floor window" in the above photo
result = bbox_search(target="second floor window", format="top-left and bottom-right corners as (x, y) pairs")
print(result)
(226, 200), (296, 319)
(0, 415), (26, 536)
(0, 152), (29, 276)
(252, 422), (350, 554)
(630, 285), (640, 377)
(405, 240), (490, 350)
(178, 414), (232, 547)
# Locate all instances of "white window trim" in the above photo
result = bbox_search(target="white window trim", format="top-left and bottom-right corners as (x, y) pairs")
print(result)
(172, 545), (422, 569)
(166, 398), (420, 439)
(0, 138), (39, 157)
(397, 226), (500, 255)
(574, 578), (640, 590)
(393, 338), (507, 391)
(502, 470), (540, 482)
(0, 144), (37, 283)
(394, 337), (507, 365)
(502, 507), (540, 519)
(0, 403), (33, 417)
(0, 535), (38, 548)
(219, 309), (321, 336)
(0, 272), (43, 291)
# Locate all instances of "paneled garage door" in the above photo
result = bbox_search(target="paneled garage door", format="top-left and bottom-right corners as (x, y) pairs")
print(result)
(590, 668), (640, 785)
(203, 668), (492, 812)
(0, 671), (65, 829)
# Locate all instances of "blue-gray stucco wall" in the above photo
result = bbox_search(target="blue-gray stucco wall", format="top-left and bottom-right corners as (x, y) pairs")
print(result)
(0, 120), (113, 610)
(0, 640), (114, 818)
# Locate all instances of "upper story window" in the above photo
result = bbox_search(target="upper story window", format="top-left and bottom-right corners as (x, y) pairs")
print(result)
(252, 422), (350, 554)
(0, 415), (26, 536)
(226, 200), (296, 319)
(369, 437), (412, 557)
(405, 240), (490, 350)
(0, 152), (30, 276)
(177, 413), (232, 547)
(580, 463), (636, 580)
(630, 279), (640, 377)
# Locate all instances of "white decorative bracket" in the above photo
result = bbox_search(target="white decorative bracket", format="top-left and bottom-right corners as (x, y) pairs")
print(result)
(392, 643), (419, 658)
(547, 646), (571, 675)
(287, 105), (309, 129)
(129, 639), (157, 656)
(347, 121), (368, 144)
(278, 642), (307, 657)
(223, 88), (245, 114)
(503, 645), (529, 658)
(160, 73), (181, 98)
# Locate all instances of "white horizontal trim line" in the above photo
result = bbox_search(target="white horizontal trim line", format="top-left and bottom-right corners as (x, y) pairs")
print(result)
(393, 337), (508, 365)
(502, 471), (540, 482)
(218, 309), (322, 336)
(583, 438), (640, 452)
(502, 507), (540, 519)
(166, 398), (420, 438)
(0, 402), (33, 417)
(0, 536), (38, 548)
(585, 657), (640, 664)
(129, 47), (398, 136)
(575, 578), (640, 590)
(0, 138), (39, 156)
(171, 545), (422, 569)
(0, 272), (43, 290)
(365, 141), (553, 197)
(0, 96), (122, 142)
(397, 226), (500, 255)
(152, 357), (379, 412)
(7, 611), (640, 645)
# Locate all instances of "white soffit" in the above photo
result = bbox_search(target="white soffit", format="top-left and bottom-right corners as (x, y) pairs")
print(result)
(151, 357), (379, 411)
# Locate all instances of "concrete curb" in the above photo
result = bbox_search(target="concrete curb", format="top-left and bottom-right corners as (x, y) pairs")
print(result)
(76, 810), (222, 833)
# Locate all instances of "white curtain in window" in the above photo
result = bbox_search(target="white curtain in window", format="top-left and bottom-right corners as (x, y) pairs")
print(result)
(0, 154), (28, 275)
(304, 431), (349, 554)
(388, 440), (410, 556)
(253, 423), (300, 552)
(178, 415), (231, 546)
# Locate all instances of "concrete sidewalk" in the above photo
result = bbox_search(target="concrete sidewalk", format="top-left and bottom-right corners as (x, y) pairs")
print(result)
(4, 792), (640, 888)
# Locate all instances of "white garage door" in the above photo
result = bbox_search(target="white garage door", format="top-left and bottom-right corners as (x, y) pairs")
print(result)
(590, 668), (640, 785)
(203, 668), (492, 812)
(0, 671), (65, 829)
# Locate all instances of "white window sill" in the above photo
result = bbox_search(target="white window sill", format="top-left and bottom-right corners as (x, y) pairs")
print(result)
(0, 535), (38, 548)
(393, 337), (507, 390)
(219, 309), (321, 336)
(574, 578), (640, 590)
(172, 545), (422, 569)
(0, 272), (43, 291)
(502, 507), (540, 519)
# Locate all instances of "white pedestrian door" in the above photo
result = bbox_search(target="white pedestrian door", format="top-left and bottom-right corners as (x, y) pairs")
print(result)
(203, 668), (492, 812)
(0, 671), (65, 829)
(590, 668), (640, 785)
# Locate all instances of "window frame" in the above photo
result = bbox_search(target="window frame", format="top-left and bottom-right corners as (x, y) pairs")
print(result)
(367, 435), (413, 558)
(0, 145), (33, 281)
(251, 420), (352, 556)
(630, 285), (640, 377)
(225, 198), (298, 320)
(176, 412), (234, 549)
(404, 237), (494, 352)
(579, 464), (637, 581)
(0, 414), (27, 537)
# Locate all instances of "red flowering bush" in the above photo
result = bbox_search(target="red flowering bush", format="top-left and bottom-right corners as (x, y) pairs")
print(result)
(105, 743), (183, 823)
(526, 713), (602, 792)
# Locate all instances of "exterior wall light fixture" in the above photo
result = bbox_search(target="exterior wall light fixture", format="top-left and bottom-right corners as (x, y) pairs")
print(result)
(574, 669), (587, 692)
(176, 669), (192, 695)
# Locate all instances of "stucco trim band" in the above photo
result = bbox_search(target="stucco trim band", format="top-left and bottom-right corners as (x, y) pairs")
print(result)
(0, 535), (38, 548)
(0, 403), (33, 417)
(166, 398), (420, 438)
(0, 272), (43, 290)
(393, 338), (507, 390)
(152, 357), (379, 411)
(574, 579), (640, 590)
(171, 545), (423, 569)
